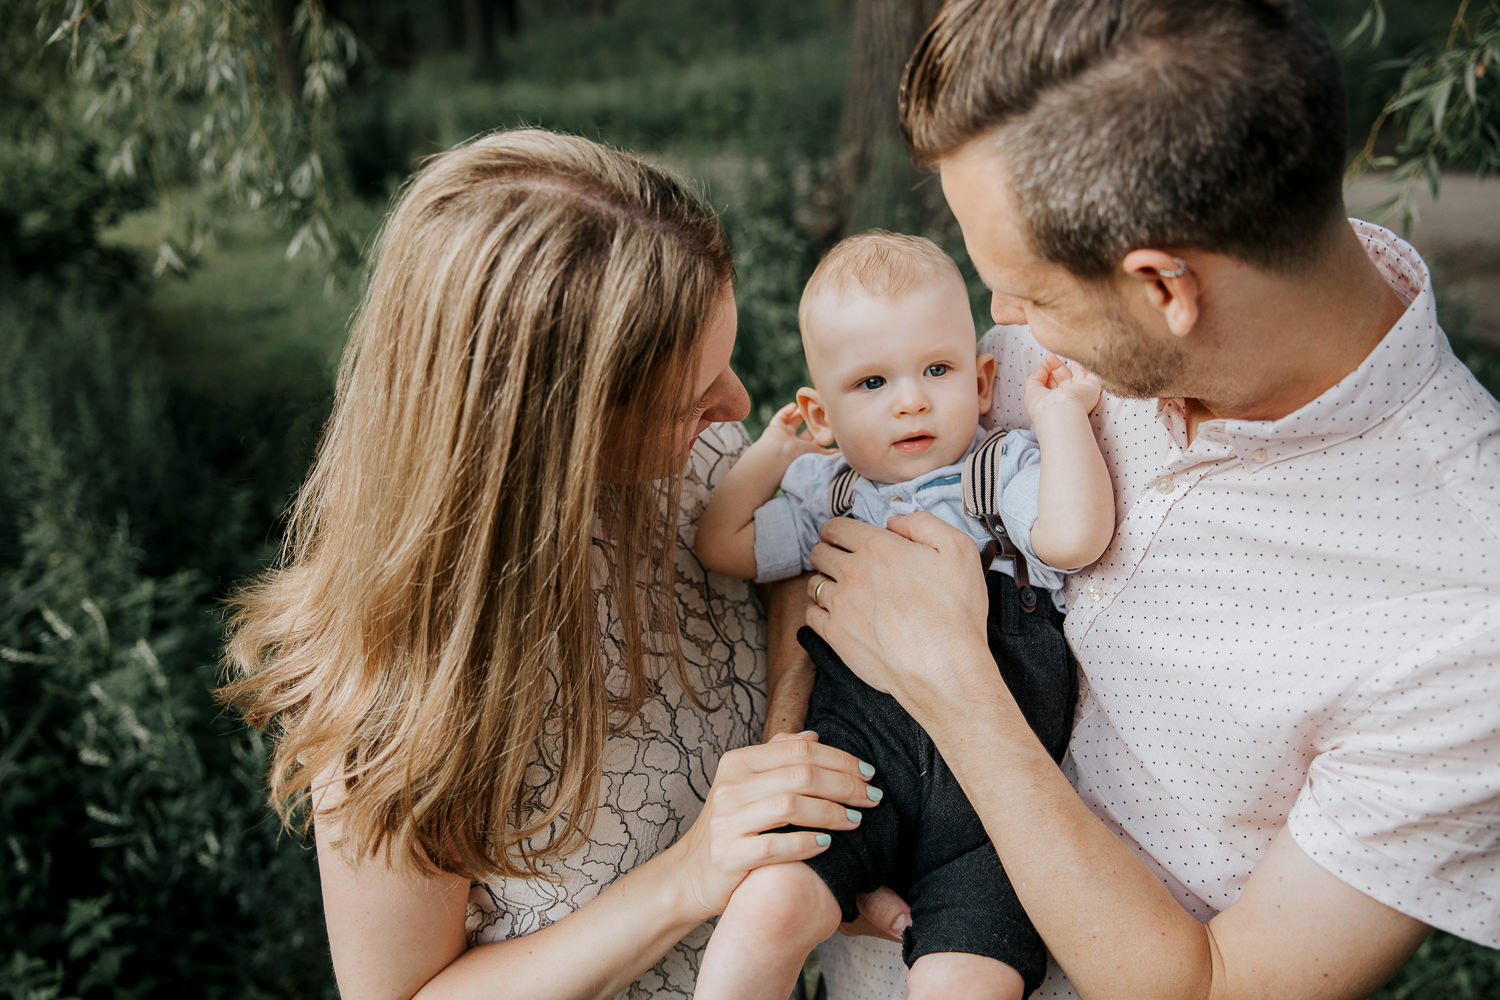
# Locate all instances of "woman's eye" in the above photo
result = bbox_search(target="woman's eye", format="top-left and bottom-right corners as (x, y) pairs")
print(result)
(858, 376), (885, 391)
(925, 363), (950, 378)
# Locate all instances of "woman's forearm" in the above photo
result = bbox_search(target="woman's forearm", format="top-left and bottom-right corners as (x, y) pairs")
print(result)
(413, 844), (710, 1000)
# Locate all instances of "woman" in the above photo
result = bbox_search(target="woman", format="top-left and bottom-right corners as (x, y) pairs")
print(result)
(222, 129), (876, 1000)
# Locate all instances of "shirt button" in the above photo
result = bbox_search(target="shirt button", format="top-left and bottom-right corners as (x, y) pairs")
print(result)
(1249, 448), (1268, 463)
(1076, 680), (1090, 707)
(1086, 583), (1103, 602)
(1155, 476), (1175, 494)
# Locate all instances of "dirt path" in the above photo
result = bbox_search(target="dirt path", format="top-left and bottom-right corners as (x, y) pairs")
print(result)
(1346, 171), (1500, 349)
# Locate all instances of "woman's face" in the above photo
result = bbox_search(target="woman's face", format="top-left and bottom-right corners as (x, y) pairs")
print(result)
(676, 288), (750, 457)
(619, 287), (749, 480)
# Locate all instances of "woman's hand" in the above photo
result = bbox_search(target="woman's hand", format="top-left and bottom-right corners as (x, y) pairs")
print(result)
(805, 512), (996, 727)
(669, 731), (879, 921)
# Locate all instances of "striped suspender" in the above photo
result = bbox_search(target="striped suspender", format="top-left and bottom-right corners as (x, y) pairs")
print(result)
(962, 428), (1032, 592)
(826, 428), (1033, 598)
(827, 466), (860, 518)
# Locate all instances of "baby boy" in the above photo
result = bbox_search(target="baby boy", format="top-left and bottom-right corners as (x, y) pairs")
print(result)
(693, 231), (1113, 1000)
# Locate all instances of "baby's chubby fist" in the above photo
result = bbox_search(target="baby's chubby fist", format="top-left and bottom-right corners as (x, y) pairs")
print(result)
(1024, 354), (1101, 421)
(756, 400), (838, 462)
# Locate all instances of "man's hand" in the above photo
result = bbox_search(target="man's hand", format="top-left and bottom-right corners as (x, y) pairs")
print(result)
(804, 512), (994, 726)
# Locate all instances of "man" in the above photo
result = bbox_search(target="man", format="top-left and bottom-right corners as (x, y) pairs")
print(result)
(799, 2), (1500, 997)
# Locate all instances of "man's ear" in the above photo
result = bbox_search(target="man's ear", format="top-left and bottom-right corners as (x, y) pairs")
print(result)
(1121, 249), (1199, 338)
(795, 387), (836, 447)
(974, 352), (997, 416)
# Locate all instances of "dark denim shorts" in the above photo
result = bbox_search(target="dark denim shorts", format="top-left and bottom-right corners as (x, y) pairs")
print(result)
(797, 570), (1076, 996)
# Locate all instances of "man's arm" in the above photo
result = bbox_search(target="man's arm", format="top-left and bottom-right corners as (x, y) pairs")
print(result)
(806, 515), (1429, 1000)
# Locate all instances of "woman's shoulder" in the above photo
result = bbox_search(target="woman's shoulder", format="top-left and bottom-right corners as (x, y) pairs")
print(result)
(685, 421), (753, 493)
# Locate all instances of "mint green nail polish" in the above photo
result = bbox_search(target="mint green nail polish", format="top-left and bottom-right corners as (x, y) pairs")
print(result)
(845, 807), (862, 823)
(815, 833), (832, 846)
(858, 760), (876, 779)
(867, 786), (884, 803)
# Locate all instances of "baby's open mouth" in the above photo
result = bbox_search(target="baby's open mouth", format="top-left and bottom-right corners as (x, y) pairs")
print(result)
(892, 434), (935, 454)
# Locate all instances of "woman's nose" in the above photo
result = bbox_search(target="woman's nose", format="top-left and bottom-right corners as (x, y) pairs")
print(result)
(702, 367), (750, 424)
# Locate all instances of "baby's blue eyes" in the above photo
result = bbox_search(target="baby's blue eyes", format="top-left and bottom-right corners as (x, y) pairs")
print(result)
(856, 366), (949, 391)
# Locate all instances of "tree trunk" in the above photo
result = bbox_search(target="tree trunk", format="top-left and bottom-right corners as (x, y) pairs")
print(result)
(830, 0), (951, 241)
(266, 0), (305, 100)
(463, 0), (498, 76)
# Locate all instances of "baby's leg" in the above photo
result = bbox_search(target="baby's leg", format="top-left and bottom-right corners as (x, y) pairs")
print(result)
(907, 952), (1026, 1000)
(694, 861), (842, 1000)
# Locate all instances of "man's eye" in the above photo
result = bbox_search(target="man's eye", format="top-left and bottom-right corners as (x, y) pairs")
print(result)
(925, 364), (950, 378)
(858, 376), (885, 391)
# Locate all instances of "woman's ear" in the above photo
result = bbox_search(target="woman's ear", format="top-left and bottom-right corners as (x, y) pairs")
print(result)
(795, 387), (836, 447)
(1121, 249), (1200, 338)
(974, 352), (996, 416)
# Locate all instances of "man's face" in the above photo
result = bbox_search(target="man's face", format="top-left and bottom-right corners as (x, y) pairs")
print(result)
(938, 139), (1186, 400)
(801, 279), (992, 484)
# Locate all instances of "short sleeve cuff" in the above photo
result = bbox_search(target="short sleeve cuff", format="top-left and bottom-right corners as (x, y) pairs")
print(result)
(1287, 785), (1500, 947)
(753, 497), (808, 584)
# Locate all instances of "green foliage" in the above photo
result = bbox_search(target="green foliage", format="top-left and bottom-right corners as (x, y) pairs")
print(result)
(38, 0), (363, 269)
(6, 3), (1497, 997)
(1343, 0), (1500, 230)
(0, 280), (334, 999)
(1374, 931), (1500, 999)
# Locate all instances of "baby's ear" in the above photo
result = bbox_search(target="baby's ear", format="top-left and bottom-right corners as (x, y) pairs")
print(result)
(975, 352), (997, 414)
(795, 387), (836, 447)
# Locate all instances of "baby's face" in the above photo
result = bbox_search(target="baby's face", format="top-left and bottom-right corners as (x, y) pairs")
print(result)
(803, 280), (991, 484)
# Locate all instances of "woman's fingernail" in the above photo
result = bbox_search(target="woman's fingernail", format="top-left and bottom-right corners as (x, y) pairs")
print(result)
(845, 808), (862, 823)
(815, 833), (832, 847)
(892, 914), (913, 935)
(866, 786), (884, 803)
(858, 760), (876, 778)
(797, 730), (817, 737)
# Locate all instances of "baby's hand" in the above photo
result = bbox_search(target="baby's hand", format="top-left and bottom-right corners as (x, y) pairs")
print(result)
(1025, 354), (1101, 421)
(758, 400), (837, 463)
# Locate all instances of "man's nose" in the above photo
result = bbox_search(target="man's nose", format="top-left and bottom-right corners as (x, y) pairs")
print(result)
(990, 293), (1027, 327)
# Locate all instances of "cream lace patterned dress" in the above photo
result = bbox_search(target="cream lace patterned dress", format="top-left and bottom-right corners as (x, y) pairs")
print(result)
(466, 422), (767, 999)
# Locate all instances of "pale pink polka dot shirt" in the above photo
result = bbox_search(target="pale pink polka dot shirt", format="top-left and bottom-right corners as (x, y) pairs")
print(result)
(816, 222), (1500, 1000)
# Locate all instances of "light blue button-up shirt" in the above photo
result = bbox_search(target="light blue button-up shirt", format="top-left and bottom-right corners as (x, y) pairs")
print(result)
(752, 428), (1067, 603)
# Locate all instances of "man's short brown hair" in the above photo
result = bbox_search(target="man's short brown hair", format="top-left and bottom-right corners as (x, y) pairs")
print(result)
(899, 0), (1349, 277)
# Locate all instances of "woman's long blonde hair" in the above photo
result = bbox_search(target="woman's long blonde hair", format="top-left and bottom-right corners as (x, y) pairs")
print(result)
(221, 129), (733, 879)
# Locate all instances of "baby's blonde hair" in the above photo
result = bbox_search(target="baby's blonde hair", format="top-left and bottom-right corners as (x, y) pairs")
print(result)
(221, 129), (733, 879)
(798, 229), (964, 341)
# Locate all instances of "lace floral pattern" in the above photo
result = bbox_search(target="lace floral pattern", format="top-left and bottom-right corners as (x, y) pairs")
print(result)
(466, 423), (766, 999)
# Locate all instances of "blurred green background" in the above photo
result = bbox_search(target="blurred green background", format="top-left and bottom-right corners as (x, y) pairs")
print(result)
(2, 1), (1497, 997)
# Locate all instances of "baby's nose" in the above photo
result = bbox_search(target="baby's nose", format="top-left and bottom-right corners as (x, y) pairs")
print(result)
(893, 381), (930, 414)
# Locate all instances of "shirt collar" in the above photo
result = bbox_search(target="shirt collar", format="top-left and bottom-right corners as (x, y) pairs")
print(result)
(1157, 220), (1444, 470)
